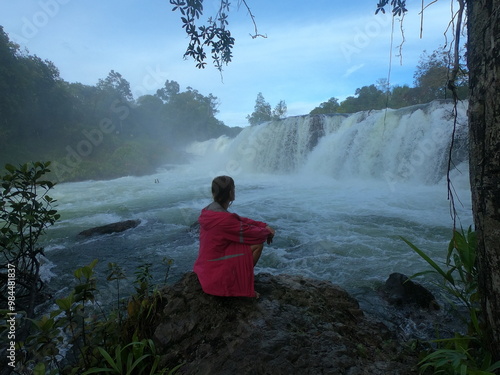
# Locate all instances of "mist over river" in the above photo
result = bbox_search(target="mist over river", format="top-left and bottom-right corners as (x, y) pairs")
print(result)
(40, 101), (472, 317)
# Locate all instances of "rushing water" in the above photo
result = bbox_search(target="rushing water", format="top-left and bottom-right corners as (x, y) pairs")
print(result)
(40, 100), (472, 328)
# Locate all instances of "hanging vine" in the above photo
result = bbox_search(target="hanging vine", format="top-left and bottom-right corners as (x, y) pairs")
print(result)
(377, 0), (468, 229)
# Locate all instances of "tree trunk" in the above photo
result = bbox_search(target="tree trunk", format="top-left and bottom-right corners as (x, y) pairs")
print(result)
(466, 0), (500, 360)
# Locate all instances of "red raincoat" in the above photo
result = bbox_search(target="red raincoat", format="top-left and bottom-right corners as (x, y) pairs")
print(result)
(193, 202), (271, 297)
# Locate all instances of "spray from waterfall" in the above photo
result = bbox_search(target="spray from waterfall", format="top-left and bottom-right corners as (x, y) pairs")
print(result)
(187, 100), (469, 187)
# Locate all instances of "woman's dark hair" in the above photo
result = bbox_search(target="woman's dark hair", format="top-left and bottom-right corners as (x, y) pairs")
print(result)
(212, 176), (235, 205)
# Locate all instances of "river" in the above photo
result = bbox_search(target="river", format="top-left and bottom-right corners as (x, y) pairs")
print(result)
(40, 100), (472, 326)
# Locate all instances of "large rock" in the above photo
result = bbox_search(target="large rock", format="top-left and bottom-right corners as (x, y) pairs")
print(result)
(383, 272), (439, 310)
(153, 272), (418, 374)
(77, 219), (141, 237)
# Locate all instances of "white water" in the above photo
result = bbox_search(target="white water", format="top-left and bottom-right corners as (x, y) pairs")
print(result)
(41, 101), (472, 313)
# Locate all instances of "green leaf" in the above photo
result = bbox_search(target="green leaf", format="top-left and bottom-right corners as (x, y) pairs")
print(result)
(74, 267), (83, 279)
(82, 265), (94, 279)
(83, 368), (116, 374)
(127, 354), (152, 375)
(114, 345), (123, 372)
(34, 315), (55, 331)
(5, 163), (16, 173)
(33, 362), (46, 375)
(401, 236), (455, 285)
(486, 360), (500, 372)
(98, 346), (121, 372)
(56, 294), (74, 311)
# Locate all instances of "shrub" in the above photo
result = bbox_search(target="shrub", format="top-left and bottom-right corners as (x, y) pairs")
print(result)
(15, 259), (179, 374)
(0, 162), (60, 324)
(403, 228), (500, 374)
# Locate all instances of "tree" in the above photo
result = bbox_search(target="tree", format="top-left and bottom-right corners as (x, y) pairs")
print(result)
(0, 26), (21, 135)
(337, 84), (386, 113)
(272, 100), (287, 121)
(0, 162), (60, 334)
(309, 49), (469, 113)
(247, 93), (287, 125)
(94, 70), (134, 135)
(135, 94), (165, 136)
(0, 28), (67, 141)
(171, 0), (500, 359)
(162, 86), (225, 142)
(387, 84), (419, 108)
(96, 70), (133, 102)
(413, 47), (468, 102)
(310, 97), (340, 115)
(377, 0), (500, 360)
(466, 0), (500, 359)
(155, 79), (180, 103)
(0, 28), (242, 182)
(247, 92), (272, 126)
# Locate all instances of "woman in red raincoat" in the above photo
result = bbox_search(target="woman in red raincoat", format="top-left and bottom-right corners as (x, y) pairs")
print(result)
(193, 176), (275, 297)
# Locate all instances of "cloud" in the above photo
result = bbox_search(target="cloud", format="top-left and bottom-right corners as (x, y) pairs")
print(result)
(0, 0), (464, 129)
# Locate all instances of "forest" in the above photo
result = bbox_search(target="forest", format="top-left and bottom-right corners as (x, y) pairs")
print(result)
(1, 25), (468, 181)
(0, 26), (240, 182)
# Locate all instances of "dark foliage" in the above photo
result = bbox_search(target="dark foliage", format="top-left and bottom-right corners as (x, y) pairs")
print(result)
(0, 162), (59, 330)
(375, 0), (407, 16)
(170, 0), (235, 70)
(0, 26), (241, 182)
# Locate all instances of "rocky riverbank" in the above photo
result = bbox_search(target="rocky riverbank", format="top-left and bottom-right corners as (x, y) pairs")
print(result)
(152, 272), (421, 374)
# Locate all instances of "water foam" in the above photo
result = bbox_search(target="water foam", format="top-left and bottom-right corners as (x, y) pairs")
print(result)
(187, 100), (469, 186)
(41, 101), (472, 322)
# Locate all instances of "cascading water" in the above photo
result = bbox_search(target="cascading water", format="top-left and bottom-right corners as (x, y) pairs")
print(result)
(41, 100), (472, 338)
(189, 99), (469, 184)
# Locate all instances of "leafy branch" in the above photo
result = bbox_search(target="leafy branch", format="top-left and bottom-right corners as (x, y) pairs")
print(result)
(170, 0), (265, 71)
(375, 0), (408, 16)
(375, 0), (468, 228)
(170, 0), (234, 70)
(0, 162), (60, 324)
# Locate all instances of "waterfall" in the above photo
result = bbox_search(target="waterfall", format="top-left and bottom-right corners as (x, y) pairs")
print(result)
(188, 100), (469, 185)
(43, 101), (473, 332)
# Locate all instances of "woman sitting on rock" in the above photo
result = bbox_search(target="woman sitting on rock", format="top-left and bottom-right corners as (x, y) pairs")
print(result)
(193, 176), (275, 298)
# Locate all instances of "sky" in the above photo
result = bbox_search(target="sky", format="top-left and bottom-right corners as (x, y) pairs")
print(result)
(0, 0), (462, 128)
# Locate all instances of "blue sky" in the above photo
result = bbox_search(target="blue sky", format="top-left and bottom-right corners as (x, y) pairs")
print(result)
(0, 0), (461, 127)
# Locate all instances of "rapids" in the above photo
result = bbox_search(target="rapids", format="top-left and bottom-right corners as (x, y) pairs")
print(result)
(41, 100), (472, 322)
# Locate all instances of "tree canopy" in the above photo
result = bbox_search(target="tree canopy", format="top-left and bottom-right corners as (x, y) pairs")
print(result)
(309, 47), (468, 115)
(0, 26), (240, 182)
(246, 93), (288, 126)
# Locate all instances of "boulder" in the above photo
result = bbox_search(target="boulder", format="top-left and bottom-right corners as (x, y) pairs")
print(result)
(153, 272), (418, 374)
(383, 272), (439, 310)
(78, 219), (141, 237)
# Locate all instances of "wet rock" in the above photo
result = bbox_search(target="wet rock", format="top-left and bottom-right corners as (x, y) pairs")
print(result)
(153, 272), (418, 374)
(383, 272), (439, 310)
(307, 115), (326, 150)
(77, 219), (141, 237)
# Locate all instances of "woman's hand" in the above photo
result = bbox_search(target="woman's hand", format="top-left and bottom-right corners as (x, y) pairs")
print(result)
(266, 226), (275, 244)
